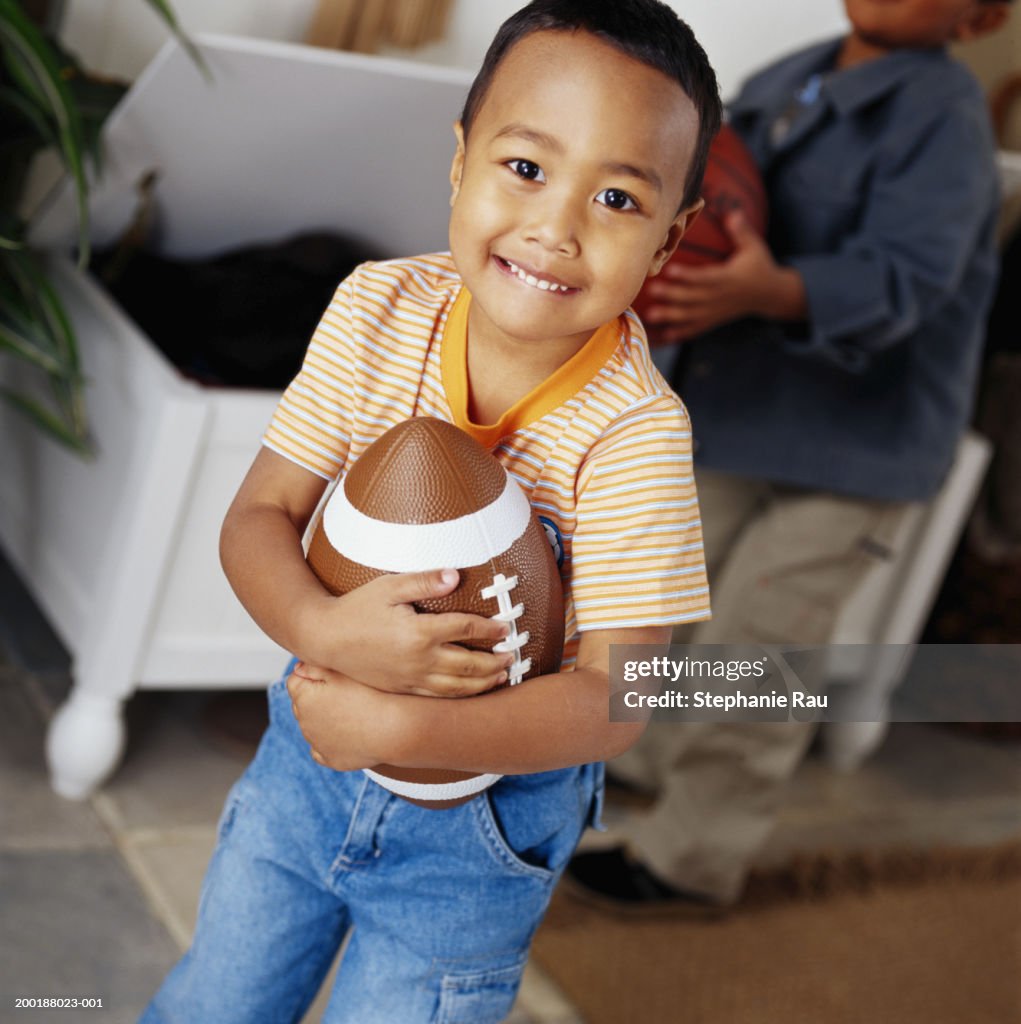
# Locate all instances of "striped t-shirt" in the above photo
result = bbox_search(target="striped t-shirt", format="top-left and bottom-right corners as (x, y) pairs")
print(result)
(264, 252), (710, 669)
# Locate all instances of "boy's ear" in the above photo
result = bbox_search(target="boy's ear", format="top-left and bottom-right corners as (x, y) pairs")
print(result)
(954, 2), (1010, 42)
(449, 121), (466, 207)
(647, 198), (705, 277)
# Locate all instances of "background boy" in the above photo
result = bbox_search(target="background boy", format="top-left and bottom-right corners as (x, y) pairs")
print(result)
(568, 0), (1012, 910)
(142, 1), (720, 1021)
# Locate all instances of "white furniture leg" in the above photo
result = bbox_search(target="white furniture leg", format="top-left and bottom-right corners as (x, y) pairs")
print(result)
(46, 692), (127, 801)
(820, 432), (993, 770)
(39, 327), (209, 799)
(821, 720), (890, 774)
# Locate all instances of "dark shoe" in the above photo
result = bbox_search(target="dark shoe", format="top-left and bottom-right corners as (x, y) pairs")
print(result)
(601, 769), (656, 809)
(562, 847), (730, 919)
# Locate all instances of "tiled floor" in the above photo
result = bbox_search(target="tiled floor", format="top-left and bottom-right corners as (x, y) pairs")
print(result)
(3, 668), (583, 1024)
(3, 565), (1020, 1023)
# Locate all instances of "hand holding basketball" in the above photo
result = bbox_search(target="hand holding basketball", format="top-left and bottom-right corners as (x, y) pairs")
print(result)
(632, 124), (779, 345)
(641, 210), (793, 343)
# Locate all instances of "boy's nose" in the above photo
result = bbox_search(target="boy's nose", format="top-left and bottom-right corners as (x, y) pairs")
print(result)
(523, 191), (582, 257)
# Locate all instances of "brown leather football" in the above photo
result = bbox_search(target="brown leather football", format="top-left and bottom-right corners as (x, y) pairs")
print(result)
(306, 417), (565, 809)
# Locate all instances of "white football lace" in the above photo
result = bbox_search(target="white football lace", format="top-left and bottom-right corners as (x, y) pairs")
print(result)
(482, 573), (532, 685)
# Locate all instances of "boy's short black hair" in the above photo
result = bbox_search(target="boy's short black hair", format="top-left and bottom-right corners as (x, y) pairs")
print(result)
(460, 0), (722, 211)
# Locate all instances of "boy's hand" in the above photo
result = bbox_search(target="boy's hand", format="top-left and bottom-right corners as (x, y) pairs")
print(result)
(315, 569), (515, 697)
(287, 662), (392, 771)
(641, 212), (805, 344)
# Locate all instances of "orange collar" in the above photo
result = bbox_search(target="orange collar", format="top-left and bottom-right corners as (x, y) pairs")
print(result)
(440, 287), (624, 448)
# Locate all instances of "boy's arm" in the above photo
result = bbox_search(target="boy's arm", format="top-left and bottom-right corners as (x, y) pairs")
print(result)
(221, 447), (512, 695)
(287, 624), (670, 773)
(647, 209), (802, 342)
(644, 102), (996, 358)
(220, 446), (331, 660)
(642, 210), (806, 343)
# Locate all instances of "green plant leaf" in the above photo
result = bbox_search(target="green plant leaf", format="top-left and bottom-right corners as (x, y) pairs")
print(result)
(0, 0), (91, 263)
(66, 73), (128, 172)
(143, 0), (209, 78)
(0, 0), (202, 456)
(3, 247), (78, 372)
(0, 320), (64, 374)
(0, 81), (58, 147)
(1, 244), (85, 398)
(43, 37), (128, 174)
(0, 384), (92, 454)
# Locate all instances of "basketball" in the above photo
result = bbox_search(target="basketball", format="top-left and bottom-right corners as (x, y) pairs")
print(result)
(632, 124), (767, 330)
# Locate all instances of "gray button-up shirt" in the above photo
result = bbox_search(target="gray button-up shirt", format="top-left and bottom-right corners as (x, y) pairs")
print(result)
(678, 39), (1000, 501)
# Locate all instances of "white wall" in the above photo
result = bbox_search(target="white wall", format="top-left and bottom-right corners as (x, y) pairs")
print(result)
(63, 0), (849, 100)
(62, 0), (319, 80)
(377, 1), (849, 100)
(682, 1), (849, 98)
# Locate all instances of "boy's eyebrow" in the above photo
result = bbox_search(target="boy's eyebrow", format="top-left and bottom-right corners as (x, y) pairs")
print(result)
(493, 122), (663, 193)
(494, 123), (566, 152)
(602, 160), (663, 194)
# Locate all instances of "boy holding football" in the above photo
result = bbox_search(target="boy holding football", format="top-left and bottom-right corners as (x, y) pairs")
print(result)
(144, 2), (719, 1021)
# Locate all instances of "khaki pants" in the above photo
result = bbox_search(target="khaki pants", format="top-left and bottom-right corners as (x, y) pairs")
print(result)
(610, 468), (914, 903)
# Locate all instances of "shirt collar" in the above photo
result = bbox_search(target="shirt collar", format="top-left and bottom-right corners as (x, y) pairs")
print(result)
(729, 37), (950, 119)
(440, 286), (625, 448)
(824, 46), (948, 116)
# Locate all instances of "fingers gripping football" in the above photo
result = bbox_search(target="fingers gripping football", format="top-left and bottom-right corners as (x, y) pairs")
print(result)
(339, 572), (513, 696)
(378, 567), (461, 605)
(385, 577), (509, 696)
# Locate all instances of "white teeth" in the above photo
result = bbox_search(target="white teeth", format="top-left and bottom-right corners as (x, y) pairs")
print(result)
(504, 259), (570, 293)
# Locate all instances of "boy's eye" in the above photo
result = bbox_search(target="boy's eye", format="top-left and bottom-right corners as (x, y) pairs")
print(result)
(596, 188), (638, 212)
(507, 159), (545, 182)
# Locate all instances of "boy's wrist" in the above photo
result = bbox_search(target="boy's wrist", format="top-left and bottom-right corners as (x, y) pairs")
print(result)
(295, 590), (353, 671)
(757, 266), (807, 322)
(380, 694), (420, 766)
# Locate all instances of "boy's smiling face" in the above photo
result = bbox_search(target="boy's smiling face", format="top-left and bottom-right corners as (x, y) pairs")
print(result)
(448, 29), (702, 364)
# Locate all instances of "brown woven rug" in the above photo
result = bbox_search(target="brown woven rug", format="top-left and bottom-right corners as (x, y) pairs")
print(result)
(533, 843), (1021, 1024)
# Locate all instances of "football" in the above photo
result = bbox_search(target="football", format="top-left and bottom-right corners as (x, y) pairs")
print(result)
(306, 417), (565, 809)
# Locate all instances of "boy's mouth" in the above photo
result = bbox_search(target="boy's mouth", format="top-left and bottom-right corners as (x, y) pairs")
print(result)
(495, 256), (578, 295)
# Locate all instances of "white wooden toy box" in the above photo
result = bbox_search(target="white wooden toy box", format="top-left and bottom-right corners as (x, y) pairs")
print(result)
(0, 35), (471, 797)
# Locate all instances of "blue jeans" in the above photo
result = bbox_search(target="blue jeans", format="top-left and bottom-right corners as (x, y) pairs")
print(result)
(142, 668), (604, 1023)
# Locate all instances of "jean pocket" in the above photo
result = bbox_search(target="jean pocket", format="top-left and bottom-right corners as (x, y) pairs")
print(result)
(433, 953), (528, 1024)
(215, 782), (246, 844)
(471, 791), (556, 882)
(586, 761), (607, 833)
(267, 660), (297, 716)
(192, 782), (248, 926)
